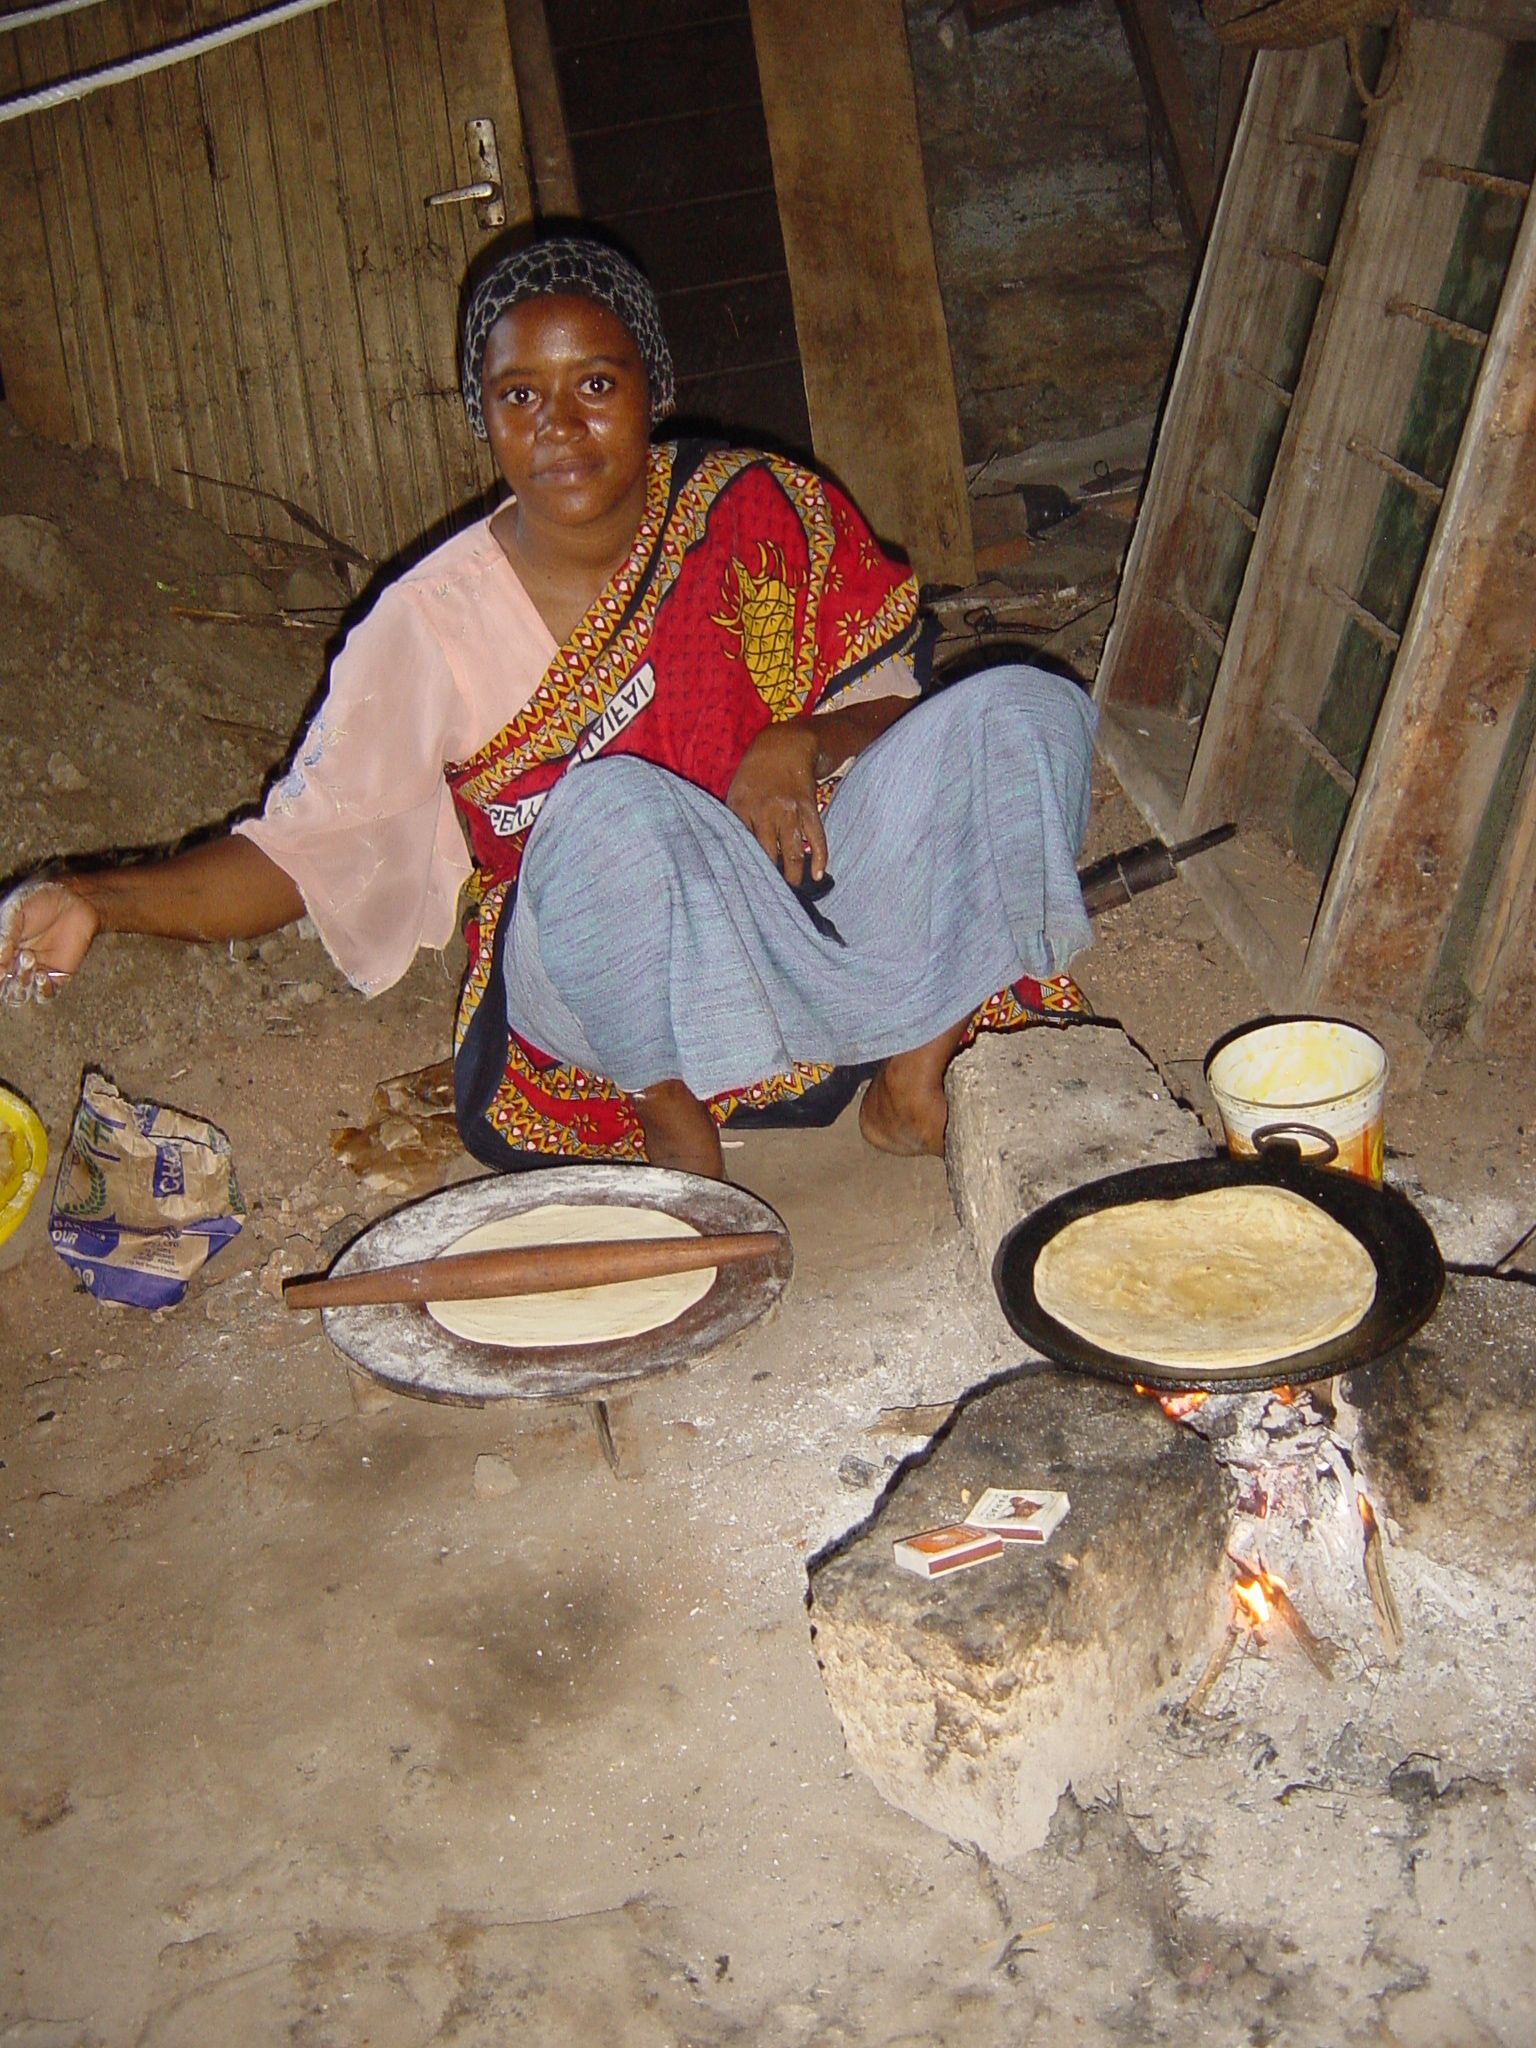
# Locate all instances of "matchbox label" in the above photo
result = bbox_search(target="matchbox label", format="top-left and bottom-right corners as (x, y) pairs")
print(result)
(963, 1488), (1070, 1542)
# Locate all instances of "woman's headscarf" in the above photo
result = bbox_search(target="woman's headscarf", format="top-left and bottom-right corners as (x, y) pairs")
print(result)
(460, 235), (676, 438)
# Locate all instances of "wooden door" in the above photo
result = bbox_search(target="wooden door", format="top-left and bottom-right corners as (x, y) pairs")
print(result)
(543, 0), (812, 456)
(0, 0), (531, 565)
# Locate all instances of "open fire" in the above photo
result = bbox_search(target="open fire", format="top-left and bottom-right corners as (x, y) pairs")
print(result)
(1147, 1381), (1406, 1714)
(1232, 1571), (1272, 1631)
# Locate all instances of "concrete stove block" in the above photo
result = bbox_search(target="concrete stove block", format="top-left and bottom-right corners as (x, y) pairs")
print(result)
(809, 1367), (1230, 1861)
(944, 1022), (1205, 1340)
(1344, 1273), (1536, 1583)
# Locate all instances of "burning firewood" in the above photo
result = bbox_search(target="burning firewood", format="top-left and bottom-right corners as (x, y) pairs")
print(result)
(1230, 1559), (1338, 1680)
(1358, 1492), (1404, 1660)
(1180, 1623), (1241, 1719)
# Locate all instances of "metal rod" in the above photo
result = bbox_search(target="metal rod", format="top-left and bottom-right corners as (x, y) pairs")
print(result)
(0, 0), (108, 31)
(1290, 128), (1360, 159)
(0, 0), (339, 128)
(589, 1400), (621, 1476)
(1264, 244), (1328, 282)
(1200, 482), (1260, 534)
(1421, 156), (1531, 203)
(1077, 823), (1237, 916)
(1169, 589), (1228, 658)
(1227, 355), (1295, 408)
(1345, 433), (1445, 504)
(1268, 704), (1358, 794)
(1310, 568), (1403, 652)
(1385, 296), (1490, 350)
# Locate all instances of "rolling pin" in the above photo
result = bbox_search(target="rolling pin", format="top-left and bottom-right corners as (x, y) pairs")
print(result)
(283, 1230), (784, 1311)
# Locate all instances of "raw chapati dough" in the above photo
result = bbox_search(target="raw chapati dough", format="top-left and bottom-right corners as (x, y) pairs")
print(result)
(426, 1203), (714, 1349)
(1032, 1184), (1377, 1371)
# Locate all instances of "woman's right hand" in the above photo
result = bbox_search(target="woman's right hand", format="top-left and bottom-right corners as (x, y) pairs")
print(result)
(0, 877), (101, 1005)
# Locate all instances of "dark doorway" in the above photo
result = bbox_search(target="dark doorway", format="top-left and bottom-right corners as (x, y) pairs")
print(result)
(541, 0), (813, 455)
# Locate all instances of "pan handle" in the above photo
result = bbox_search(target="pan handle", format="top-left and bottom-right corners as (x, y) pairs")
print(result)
(1252, 1121), (1339, 1166)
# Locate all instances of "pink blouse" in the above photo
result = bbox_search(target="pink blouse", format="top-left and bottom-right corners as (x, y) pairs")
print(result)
(239, 514), (918, 996)
(237, 518), (556, 995)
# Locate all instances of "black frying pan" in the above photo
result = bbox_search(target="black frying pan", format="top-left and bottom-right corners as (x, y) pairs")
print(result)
(993, 1147), (1444, 1394)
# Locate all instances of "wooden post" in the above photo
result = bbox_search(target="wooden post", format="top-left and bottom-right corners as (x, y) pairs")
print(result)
(748, 0), (974, 587)
(1111, 0), (1216, 248)
(502, 0), (579, 217)
(1214, 46), (1254, 187)
(1465, 715), (1536, 1048)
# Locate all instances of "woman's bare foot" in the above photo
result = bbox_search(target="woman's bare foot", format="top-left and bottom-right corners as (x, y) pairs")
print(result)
(633, 1079), (725, 1179)
(859, 1020), (969, 1158)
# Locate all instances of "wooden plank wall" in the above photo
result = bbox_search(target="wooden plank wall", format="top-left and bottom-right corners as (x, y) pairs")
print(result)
(0, 27), (76, 440)
(1094, 40), (1365, 766)
(1095, 21), (1536, 1048)
(1306, 168), (1536, 1027)
(749, 0), (974, 587)
(0, 0), (528, 563)
(1181, 29), (1510, 850)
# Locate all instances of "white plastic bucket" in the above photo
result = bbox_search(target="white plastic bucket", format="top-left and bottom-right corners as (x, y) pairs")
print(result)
(1205, 1019), (1388, 1185)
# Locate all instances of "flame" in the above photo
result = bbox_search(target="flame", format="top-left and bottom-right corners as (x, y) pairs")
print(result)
(1233, 1576), (1272, 1628)
(1271, 1385), (1297, 1405)
(1133, 1383), (1209, 1412)
(1358, 1490), (1377, 1536)
(1157, 1390), (1209, 1421)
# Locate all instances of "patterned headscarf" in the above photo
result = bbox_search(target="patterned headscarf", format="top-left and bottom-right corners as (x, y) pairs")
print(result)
(460, 235), (675, 439)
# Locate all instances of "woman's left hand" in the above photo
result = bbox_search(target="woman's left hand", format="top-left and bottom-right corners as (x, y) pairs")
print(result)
(725, 721), (826, 888)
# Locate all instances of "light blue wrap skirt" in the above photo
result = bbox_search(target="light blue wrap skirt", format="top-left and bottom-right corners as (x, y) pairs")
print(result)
(500, 664), (1096, 1100)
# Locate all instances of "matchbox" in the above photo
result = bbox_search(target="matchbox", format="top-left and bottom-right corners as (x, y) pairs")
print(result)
(892, 1523), (1005, 1579)
(962, 1488), (1070, 1543)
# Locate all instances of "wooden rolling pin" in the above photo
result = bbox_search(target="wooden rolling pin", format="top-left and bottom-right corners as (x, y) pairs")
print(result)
(283, 1230), (784, 1311)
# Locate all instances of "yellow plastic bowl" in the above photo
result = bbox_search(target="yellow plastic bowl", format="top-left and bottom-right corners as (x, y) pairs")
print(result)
(0, 1086), (48, 1247)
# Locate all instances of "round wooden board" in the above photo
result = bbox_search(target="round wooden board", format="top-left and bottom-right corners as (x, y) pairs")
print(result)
(320, 1165), (794, 1404)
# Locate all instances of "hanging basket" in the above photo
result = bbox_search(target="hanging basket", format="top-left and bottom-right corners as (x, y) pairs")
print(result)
(1202, 0), (1396, 47)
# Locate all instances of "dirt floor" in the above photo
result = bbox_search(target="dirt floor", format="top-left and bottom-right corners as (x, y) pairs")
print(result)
(3, 405), (1535, 2046)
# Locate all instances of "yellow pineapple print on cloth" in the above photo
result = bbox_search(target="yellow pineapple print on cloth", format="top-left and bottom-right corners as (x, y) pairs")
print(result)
(711, 542), (804, 715)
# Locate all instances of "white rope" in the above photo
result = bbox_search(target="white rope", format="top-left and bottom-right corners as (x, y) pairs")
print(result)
(0, 0), (338, 125)
(1, 2), (111, 36)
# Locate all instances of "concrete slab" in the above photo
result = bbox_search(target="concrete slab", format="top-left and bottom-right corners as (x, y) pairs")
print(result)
(809, 1366), (1229, 1860)
(944, 1020), (1206, 1343)
(1344, 1273), (1536, 1584)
